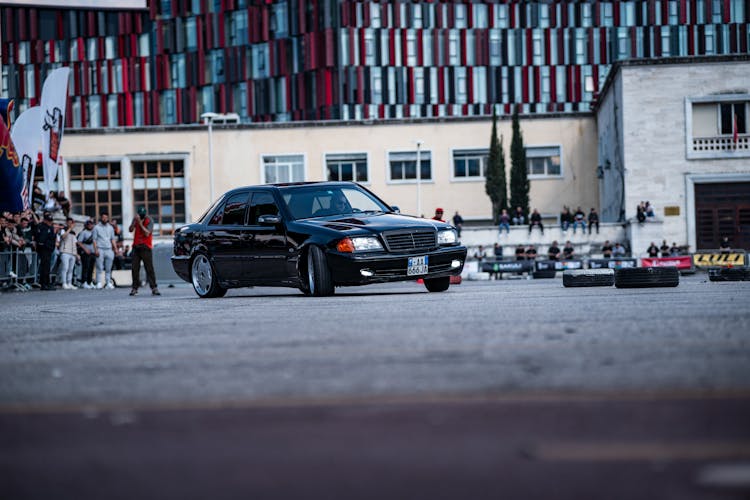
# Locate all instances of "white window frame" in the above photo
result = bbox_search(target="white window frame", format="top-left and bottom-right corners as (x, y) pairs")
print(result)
(260, 153), (307, 184)
(323, 152), (370, 185)
(526, 145), (563, 179)
(450, 148), (489, 183)
(386, 149), (433, 184)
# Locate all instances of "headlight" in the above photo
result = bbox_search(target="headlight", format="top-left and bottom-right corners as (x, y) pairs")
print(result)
(437, 229), (458, 245)
(336, 236), (384, 252)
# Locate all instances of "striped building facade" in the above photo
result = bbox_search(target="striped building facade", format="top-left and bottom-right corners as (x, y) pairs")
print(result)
(2, 0), (750, 128)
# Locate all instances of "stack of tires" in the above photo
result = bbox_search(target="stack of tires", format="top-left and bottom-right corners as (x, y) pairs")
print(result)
(708, 267), (750, 282)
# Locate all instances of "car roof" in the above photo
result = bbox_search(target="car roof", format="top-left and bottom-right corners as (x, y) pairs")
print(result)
(222, 181), (357, 197)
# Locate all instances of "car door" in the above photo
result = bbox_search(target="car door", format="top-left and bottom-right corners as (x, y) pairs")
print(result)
(245, 191), (290, 282)
(206, 191), (251, 281)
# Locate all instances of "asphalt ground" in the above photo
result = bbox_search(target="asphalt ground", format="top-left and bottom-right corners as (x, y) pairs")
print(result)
(2, 274), (750, 499)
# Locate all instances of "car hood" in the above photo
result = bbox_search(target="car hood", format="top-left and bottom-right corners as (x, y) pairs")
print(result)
(295, 212), (451, 235)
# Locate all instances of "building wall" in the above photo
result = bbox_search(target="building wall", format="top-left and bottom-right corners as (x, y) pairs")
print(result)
(614, 59), (750, 254)
(4, 1), (749, 127)
(62, 115), (598, 232)
(595, 71), (625, 223)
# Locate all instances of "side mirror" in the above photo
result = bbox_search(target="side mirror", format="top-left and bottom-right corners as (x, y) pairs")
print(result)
(258, 214), (281, 225)
(390, 205), (400, 213)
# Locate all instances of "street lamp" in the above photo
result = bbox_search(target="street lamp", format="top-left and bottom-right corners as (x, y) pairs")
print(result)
(201, 112), (240, 202)
(415, 139), (423, 217)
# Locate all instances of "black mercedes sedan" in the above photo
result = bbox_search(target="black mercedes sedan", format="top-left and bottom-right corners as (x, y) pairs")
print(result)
(171, 182), (466, 297)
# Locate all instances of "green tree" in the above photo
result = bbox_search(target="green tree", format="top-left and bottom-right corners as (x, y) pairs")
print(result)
(509, 105), (529, 216)
(484, 107), (507, 223)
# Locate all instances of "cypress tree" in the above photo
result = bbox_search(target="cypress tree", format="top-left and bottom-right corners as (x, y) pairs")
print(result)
(509, 105), (529, 216)
(484, 107), (507, 223)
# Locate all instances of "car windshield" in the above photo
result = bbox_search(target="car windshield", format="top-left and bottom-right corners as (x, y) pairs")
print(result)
(283, 185), (391, 220)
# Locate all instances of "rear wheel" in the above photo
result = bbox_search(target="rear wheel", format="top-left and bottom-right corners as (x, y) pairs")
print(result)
(307, 246), (334, 296)
(191, 253), (227, 298)
(615, 267), (679, 288)
(424, 276), (450, 292)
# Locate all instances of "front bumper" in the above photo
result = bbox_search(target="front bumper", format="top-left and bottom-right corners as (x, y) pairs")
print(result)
(326, 245), (467, 286)
(171, 255), (190, 283)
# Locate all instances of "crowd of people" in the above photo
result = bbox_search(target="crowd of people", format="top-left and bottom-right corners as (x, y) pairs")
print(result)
(494, 206), (601, 236)
(1, 200), (159, 295)
(472, 240), (628, 263)
(646, 240), (687, 257)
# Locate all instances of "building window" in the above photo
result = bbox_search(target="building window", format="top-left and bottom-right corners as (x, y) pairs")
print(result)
(132, 159), (187, 235)
(452, 149), (488, 179)
(526, 146), (562, 178)
(388, 151), (432, 182)
(326, 153), (368, 182)
(263, 154), (304, 183)
(720, 103), (747, 135)
(68, 161), (123, 221)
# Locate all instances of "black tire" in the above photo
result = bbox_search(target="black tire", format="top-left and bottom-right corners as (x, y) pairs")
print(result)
(708, 267), (750, 281)
(615, 267), (679, 288)
(424, 276), (450, 292)
(307, 245), (334, 296)
(563, 269), (615, 287)
(190, 253), (227, 298)
(532, 269), (556, 279)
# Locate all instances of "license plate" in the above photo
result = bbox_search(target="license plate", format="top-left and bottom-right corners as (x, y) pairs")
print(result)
(407, 255), (429, 276)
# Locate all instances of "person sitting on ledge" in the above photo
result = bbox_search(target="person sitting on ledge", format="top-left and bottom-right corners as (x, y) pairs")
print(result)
(547, 241), (561, 261)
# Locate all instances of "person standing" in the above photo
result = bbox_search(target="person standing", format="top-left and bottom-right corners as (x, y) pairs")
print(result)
(452, 211), (464, 237)
(129, 206), (160, 296)
(92, 211), (118, 289)
(432, 208), (445, 222)
(588, 208), (600, 235)
(647, 242), (659, 258)
(76, 219), (96, 288)
(58, 217), (79, 289)
(35, 212), (57, 290)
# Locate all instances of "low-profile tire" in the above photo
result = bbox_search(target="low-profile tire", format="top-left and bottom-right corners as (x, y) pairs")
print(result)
(615, 267), (679, 288)
(191, 253), (227, 298)
(708, 267), (750, 281)
(424, 276), (450, 292)
(532, 269), (557, 279)
(563, 268), (615, 287)
(307, 245), (335, 296)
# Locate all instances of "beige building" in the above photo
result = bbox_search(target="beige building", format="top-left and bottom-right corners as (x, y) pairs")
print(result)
(61, 113), (599, 238)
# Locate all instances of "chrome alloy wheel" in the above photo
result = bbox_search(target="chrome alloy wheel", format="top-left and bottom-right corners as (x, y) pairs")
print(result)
(192, 254), (213, 296)
(307, 249), (316, 295)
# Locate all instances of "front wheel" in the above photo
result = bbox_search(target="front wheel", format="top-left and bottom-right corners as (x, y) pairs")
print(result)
(306, 245), (334, 296)
(424, 276), (450, 292)
(191, 253), (227, 298)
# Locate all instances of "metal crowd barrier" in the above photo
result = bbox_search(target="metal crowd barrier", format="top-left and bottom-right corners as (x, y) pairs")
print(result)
(0, 249), (39, 292)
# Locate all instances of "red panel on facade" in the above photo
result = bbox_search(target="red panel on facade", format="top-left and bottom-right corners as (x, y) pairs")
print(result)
(521, 66), (528, 103)
(654, 26), (662, 56)
(687, 23), (695, 54)
(175, 88), (182, 123)
(592, 65), (599, 93)
(549, 66), (556, 103)
(82, 61), (90, 95)
(631, 26), (638, 56)
(417, 30), (424, 66)
(29, 9), (38, 41)
(613, 0), (621, 26)
(357, 66), (364, 104)
(437, 66), (445, 103)
(218, 12), (226, 48)
(80, 95), (87, 127)
(600, 27), (608, 64)
(325, 69), (333, 106)
(18, 9), (26, 40)
(741, 25), (748, 52)
(326, 29), (335, 67)
(389, 29), (396, 65)
(723, 0), (731, 23)
(509, 2), (516, 28)
(467, 66), (474, 103)
(560, 2), (568, 27)
(402, 29), (409, 66)
(549, 3), (557, 27)
(662, 1), (669, 25)
(525, 28), (533, 64)
(533, 66), (540, 102)
(680, 0), (688, 23)
(574, 65), (582, 102)
(206, 14), (214, 49)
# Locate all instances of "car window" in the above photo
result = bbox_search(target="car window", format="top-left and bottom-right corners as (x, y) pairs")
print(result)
(283, 186), (389, 219)
(208, 203), (225, 225)
(222, 192), (250, 225)
(248, 192), (279, 225)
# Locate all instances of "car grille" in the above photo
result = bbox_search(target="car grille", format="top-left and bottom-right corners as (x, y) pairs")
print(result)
(383, 229), (437, 253)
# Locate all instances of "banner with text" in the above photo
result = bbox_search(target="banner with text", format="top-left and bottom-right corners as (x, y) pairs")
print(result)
(692, 252), (746, 268)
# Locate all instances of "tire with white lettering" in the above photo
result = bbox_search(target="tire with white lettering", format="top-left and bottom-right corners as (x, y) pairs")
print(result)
(532, 269), (557, 279)
(614, 267), (679, 288)
(424, 276), (450, 292)
(563, 268), (615, 287)
(708, 267), (750, 281)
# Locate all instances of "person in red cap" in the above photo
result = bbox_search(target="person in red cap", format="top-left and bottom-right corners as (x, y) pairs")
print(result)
(432, 207), (445, 222)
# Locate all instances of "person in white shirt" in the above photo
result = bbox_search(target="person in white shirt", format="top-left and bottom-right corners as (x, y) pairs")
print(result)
(92, 212), (119, 289)
(58, 217), (80, 289)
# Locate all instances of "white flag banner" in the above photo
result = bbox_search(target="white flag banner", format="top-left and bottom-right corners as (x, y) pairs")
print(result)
(10, 106), (42, 210)
(40, 67), (71, 197)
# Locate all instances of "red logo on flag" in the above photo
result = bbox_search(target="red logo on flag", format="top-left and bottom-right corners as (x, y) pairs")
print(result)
(43, 107), (63, 162)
